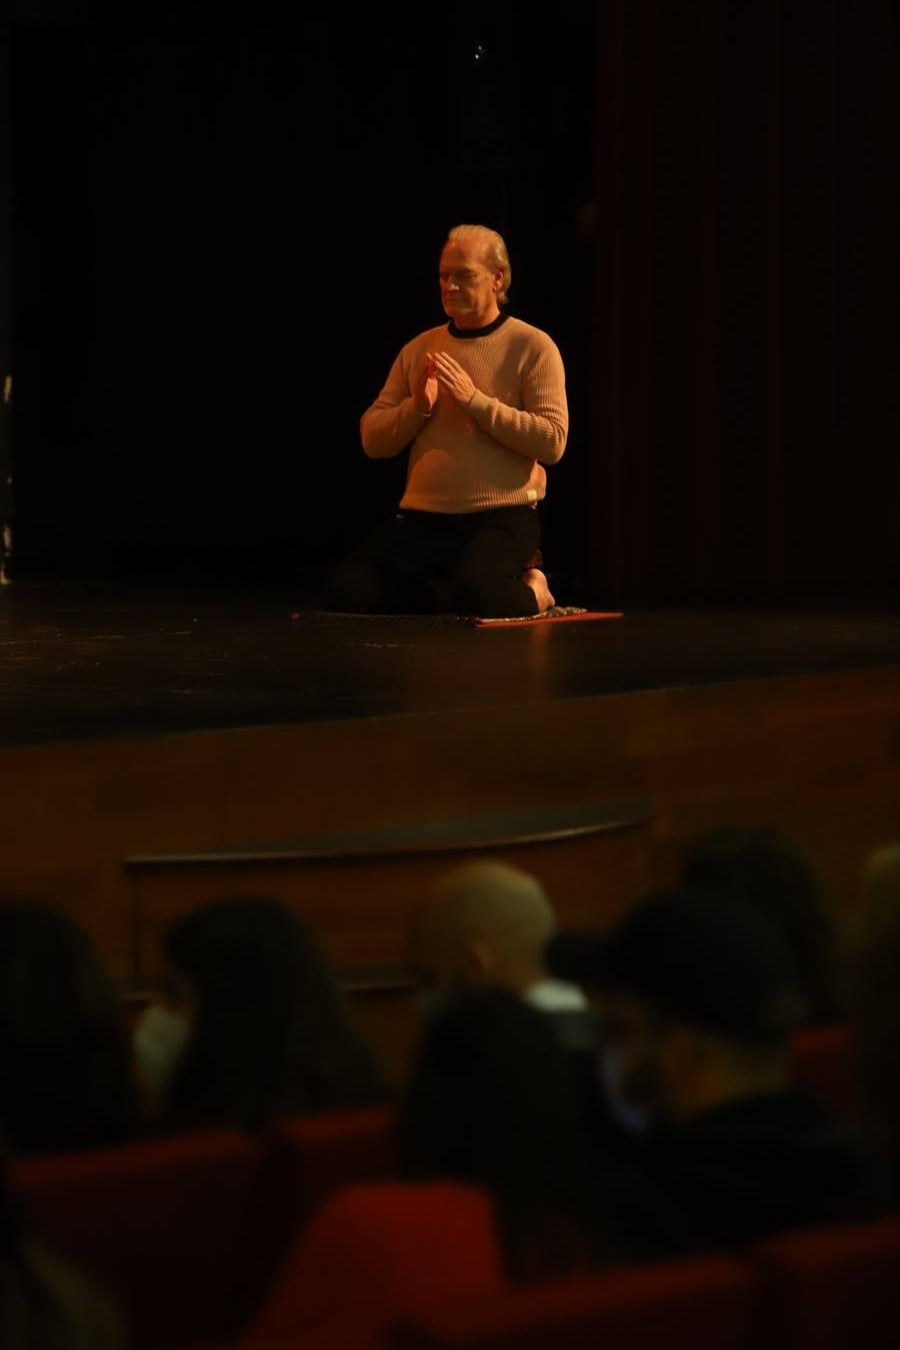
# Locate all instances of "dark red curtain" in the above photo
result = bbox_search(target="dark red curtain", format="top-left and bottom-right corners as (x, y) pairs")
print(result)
(590, 0), (899, 606)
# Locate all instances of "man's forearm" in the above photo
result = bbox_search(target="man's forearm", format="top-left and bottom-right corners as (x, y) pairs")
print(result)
(360, 397), (428, 458)
(466, 393), (568, 466)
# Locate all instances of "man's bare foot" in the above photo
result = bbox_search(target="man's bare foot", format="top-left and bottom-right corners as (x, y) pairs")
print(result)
(523, 567), (555, 613)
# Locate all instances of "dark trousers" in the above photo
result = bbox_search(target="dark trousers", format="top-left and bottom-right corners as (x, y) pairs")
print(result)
(321, 506), (541, 617)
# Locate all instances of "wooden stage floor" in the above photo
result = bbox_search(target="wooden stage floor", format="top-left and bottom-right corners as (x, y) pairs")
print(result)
(2, 574), (899, 748)
(1, 573), (899, 1063)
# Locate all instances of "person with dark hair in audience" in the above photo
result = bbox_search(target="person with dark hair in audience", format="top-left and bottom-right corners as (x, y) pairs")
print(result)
(680, 826), (842, 1025)
(0, 900), (142, 1157)
(133, 895), (388, 1132)
(398, 985), (606, 1280)
(242, 987), (606, 1347)
(0, 1143), (128, 1348)
(546, 885), (889, 1261)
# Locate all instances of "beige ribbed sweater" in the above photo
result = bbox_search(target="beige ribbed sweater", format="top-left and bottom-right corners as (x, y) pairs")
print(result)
(359, 316), (568, 514)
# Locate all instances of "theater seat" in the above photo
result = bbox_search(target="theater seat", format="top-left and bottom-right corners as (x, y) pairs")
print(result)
(385, 1254), (760, 1350)
(789, 1024), (855, 1116)
(264, 1103), (398, 1215)
(242, 1179), (502, 1348)
(11, 1129), (268, 1350)
(241, 1105), (401, 1315)
(749, 1214), (900, 1350)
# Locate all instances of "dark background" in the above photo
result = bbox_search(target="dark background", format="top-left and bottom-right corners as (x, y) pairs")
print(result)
(590, 0), (900, 607)
(2, 1), (898, 607)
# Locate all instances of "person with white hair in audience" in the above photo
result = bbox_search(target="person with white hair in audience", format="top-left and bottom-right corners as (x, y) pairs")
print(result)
(409, 858), (603, 1121)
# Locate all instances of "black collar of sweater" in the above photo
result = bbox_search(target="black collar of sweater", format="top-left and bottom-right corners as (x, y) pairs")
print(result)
(448, 312), (510, 339)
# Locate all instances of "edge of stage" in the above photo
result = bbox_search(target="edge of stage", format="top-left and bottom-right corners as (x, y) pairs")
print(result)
(2, 575), (899, 1054)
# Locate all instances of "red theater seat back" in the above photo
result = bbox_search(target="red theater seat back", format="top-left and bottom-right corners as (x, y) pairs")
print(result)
(789, 1023), (855, 1117)
(12, 1129), (267, 1350)
(387, 1253), (759, 1350)
(264, 1103), (398, 1214)
(749, 1214), (900, 1350)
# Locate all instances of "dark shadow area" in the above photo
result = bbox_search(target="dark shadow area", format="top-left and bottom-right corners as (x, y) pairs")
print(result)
(5, 1), (596, 602)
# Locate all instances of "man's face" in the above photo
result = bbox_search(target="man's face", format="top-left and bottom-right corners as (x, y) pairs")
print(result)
(438, 239), (502, 329)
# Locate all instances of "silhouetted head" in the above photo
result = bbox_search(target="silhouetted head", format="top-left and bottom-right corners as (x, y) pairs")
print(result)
(0, 899), (139, 1155)
(681, 827), (840, 1023)
(548, 885), (807, 1128)
(161, 895), (387, 1130)
(398, 985), (601, 1278)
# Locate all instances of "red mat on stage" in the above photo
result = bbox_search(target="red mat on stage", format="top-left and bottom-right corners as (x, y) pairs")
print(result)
(290, 608), (623, 628)
(470, 607), (623, 629)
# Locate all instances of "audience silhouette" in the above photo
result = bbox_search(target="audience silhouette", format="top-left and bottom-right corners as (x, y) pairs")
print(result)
(135, 895), (388, 1133)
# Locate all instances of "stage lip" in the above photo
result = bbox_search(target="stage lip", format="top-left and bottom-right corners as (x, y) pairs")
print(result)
(122, 795), (655, 868)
